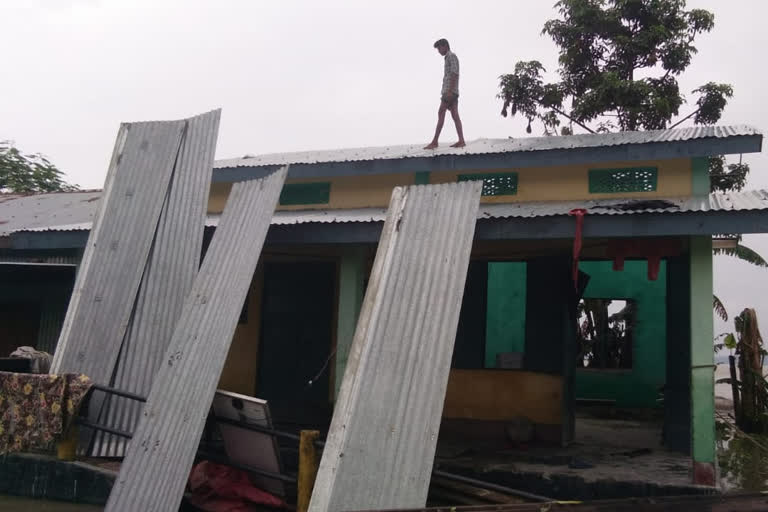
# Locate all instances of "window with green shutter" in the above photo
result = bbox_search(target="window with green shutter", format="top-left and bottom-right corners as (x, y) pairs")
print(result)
(279, 182), (331, 205)
(457, 172), (518, 196)
(588, 167), (658, 194)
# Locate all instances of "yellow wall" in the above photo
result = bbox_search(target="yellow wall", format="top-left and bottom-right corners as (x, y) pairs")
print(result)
(430, 158), (691, 202)
(207, 158), (692, 213)
(218, 265), (263, 395)
(443, 369), (562, 425)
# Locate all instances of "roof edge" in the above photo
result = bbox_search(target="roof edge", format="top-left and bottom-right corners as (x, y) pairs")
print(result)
(212, 131), (762, 183)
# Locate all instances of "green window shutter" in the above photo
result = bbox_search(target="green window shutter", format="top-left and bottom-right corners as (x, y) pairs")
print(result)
(279, 182), (331, 205)
(458, 172), (518, 196)
(414, 171), (430, 185)
(588, 167), (658, 194)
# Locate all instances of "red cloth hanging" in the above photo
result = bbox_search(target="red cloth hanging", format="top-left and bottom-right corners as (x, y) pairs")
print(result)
(606, 239), (683, 281)
(569, 209), (587, 288)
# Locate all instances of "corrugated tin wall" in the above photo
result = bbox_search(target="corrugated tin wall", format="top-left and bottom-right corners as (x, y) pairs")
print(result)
(36, 298), (68, 354)
(91, 110), (221, 457)
(309, 181), (482, 512)
(105, 167), (288, 512)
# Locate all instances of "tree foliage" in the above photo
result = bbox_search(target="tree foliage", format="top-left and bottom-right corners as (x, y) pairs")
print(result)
(0, 141), (78, 194)
(714, 241), (768, 268)
(497, 0), (747, 192)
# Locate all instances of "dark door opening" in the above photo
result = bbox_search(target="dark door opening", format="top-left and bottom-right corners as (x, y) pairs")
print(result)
(257, 261), (336, 426)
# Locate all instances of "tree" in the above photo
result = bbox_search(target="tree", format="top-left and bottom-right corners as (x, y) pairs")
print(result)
(0, 140), (78, 193)
(497, 0), (764, 315)
(497, 0), (747, 192)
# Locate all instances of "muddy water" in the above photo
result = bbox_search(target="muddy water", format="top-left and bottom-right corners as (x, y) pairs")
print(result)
(715, 363), (768, 492)
(0, 495), (102, 511)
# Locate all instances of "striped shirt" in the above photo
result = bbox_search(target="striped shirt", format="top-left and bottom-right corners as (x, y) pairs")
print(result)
(442, 51), (460, 95)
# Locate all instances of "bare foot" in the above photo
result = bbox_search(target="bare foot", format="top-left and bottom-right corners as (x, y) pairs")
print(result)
(423, 142), (438, 150)
(450, 141), (466, 148)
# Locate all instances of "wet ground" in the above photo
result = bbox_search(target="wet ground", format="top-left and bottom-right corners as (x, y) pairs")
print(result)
(437, 414), (694, 496)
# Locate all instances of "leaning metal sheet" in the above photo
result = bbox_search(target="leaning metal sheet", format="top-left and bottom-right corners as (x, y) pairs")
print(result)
(105, 167), (288, 512)
(308, 181), (482, 512)
(50, 120), (185, 382)
(91, 110), (221, 457)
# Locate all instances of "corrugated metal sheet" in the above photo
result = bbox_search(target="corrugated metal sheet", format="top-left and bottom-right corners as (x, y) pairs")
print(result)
(14, 189), (768, 237)
(91, 110), (221, 457)
(50, 119), (186, 381)
(478, 189), (768, 218)
(309, 181), (483, 512)
(215, 125), (761, 169)
(105, 167), (288, 512)
(0, 191), (100, 237)
(36, 298), (68, 354)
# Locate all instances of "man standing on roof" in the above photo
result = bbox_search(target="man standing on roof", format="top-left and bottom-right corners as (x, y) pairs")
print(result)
(424, 38), (466, 150)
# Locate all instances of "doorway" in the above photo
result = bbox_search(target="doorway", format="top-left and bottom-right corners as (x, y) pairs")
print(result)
(257, 261), (336, 426)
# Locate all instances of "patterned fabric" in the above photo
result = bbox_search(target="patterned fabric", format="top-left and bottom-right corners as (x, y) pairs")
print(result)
(442, 50), (460, 95)
(0, 372), (92, 455)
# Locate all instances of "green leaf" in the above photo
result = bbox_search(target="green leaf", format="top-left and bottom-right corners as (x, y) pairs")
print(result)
(714, 244), (768, 268)
(0, 140), (78, 193)
(724, 333), (737, 350)
(714, 294), (728, 321)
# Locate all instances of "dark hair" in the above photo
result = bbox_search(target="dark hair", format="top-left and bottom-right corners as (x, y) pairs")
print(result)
(433, 38), (450, 50)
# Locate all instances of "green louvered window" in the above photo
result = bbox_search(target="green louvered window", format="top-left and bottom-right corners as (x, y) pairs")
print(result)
(279, 182), (331, 205)
(458, 172), (518, 196)
(589, 167), (658, 194)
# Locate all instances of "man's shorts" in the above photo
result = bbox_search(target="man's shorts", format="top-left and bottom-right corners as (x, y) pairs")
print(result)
(441, 92), (459, 107)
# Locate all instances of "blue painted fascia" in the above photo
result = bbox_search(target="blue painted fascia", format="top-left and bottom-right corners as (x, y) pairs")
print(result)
(13, 208), (768, 249)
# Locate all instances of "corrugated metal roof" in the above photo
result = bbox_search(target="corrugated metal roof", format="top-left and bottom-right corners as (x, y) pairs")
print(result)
(9, 189), (768, 236)
(92, 110), (221, 458)
(478, 189), (768, 218)
(0, 191), (100, 236)
(50, 118), (186, 383)
(200, 190), (768, 226)
(215, 125), (761, 169)
(309, 182), (482, 512)
(105, 167), (288, 512)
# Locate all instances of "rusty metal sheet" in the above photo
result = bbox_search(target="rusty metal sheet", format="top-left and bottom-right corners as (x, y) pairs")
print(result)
(309, 181), (483, 512)
(105, 167), (287, 512)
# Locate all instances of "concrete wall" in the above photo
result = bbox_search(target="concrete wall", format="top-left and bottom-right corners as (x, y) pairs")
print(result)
(217, 264), (264, 395)
(575, 260), (667, 408)
(443, 369), (562, 425)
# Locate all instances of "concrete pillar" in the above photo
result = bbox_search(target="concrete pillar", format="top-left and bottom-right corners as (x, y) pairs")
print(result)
(691, 157), (711, 196)
(689, 236), (716, 485)
(334, 247), (366, 400)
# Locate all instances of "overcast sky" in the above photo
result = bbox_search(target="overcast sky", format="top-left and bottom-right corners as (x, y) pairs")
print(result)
(2, 0), (767, 338)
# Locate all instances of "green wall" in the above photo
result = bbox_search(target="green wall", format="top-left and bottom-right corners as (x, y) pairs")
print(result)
(575, 260), (667, 408)
(485, 262), (526, 367)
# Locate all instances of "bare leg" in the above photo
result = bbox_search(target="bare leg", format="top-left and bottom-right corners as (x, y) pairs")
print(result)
(424, 102), (448, 149)
(449, 102), (465, 148)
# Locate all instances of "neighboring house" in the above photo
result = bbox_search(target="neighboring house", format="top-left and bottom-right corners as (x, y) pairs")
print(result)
(1, 125), (766, 485)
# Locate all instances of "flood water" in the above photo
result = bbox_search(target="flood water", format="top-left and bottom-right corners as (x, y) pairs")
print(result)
(715, 363), (768, 492)
(0, 496), (102, 511)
